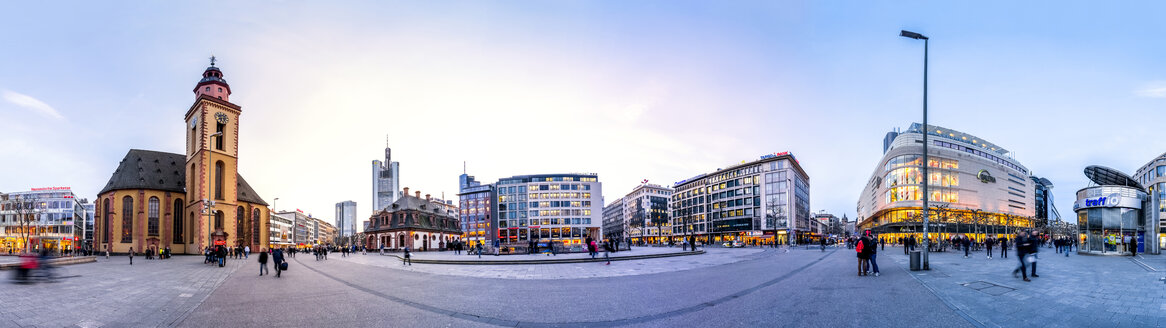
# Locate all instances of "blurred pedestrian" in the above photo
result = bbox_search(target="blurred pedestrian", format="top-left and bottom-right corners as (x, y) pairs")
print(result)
(1012, 231), (1031, 282)
(128, 247), (134, 265)
(985, 237), (994, 259)
(402, 246), (412, 266)
(603, 240), (614, 265)
(273, 248), (285, 278)
(258, 248), (269, 276)
(1028, 230), (1040, 278)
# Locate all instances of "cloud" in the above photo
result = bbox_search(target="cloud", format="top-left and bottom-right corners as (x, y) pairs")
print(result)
(2, 89), (63, 119)
(1135, 81), (1166, 98)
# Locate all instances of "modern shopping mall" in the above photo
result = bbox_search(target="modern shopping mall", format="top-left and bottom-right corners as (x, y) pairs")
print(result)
(857, 123), (1040, 243)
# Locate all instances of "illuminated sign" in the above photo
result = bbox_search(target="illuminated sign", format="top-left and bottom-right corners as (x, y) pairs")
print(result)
(977, 170), (996, 183)
(759, 152), (791, 160)
(1084, 194), (1120, 207)
(31, 187), (71, 191)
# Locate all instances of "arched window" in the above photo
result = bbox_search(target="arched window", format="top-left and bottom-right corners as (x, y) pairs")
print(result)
(252, 209), (261, 247)
(121, 196), (133, 243)
(236, 206), (245, 243)
(214, 210), (224, 230)
(102, 199), (111, 244)
(147, 197), (159, 236)
(173, 199), (184, 243)
(215, 123), (225, 150)
(215, 161), (224, 200)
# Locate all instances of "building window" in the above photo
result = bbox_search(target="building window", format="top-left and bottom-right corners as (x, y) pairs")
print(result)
(215, 161), (224, 200)
(102, 198), (111, 244)
(236, 206), (245, 244)
(148, 197), (159, 236)
(215, 210), (224, 230)
(173, 199), (184, 243)
(252, 209), (261, 246)
(121, 196), (133, 243)
(215, 123), (225, 150)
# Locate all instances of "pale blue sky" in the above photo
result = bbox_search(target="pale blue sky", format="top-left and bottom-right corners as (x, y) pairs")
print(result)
(1, 1), (1163, 225)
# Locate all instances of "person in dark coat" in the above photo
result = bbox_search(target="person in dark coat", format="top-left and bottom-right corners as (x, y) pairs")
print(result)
(985, 237), (995, 259)
(1012, 232), (1031, 282)
(402, 246), (412, 266)
(962, 236), (971, 258)
(258, 248), (269, 276)
(128, 247), (134, 265)
(1028, 231), (1040, 278)
(273, 248), (285, 278)
(999, 237), (1008, 258)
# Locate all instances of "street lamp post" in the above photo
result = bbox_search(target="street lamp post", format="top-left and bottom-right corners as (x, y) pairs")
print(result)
(900, 29), (930, 270)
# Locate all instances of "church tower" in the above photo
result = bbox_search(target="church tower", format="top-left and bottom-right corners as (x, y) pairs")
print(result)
(185, 56), (242, 251)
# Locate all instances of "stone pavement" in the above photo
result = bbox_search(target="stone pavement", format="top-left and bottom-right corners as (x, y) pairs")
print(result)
(0, 255), (242, 327)
(888, 245), (1166, 327)
(181, 246), (967, 327)
(337, 247), (764, 279)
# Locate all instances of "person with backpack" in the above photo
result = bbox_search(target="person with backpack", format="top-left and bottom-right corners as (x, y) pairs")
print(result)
(402, 246), (412, 266)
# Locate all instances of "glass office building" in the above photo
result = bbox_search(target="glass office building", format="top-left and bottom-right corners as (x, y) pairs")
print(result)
(857, 123), (1035, 242)
(671, 152), (811, 245)
(1075, 166), (1149, 255)
(0, 187), (87, 255)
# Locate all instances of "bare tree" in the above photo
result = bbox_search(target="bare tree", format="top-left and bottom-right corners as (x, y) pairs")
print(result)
(766, 202), (787, 245)
(6, 196), (44, 254)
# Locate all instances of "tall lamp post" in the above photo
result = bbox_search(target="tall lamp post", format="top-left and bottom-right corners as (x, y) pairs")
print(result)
(900, 29), (930, 270)
(206, 131), (223, 250)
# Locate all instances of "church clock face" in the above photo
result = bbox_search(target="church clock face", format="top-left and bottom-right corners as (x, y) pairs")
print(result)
(215, 112), (229, 124)
(190, 116), (198, 129)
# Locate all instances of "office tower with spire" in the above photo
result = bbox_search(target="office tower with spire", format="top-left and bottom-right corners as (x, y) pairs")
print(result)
(372, 139), (401, 212)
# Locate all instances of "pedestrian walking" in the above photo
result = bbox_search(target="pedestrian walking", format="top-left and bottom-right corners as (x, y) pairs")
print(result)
(1028, 230), (1040, 278)
(963, 236), (971, 258)
(476, 242), (483, 259)
(880, 237), (885, 251)
(128, 247), (134, 265)
(402, 246), (412, 266)
(1012, 231), (1031, 282)
(985, 237), (994, 259)
(258, 248), (269, 276)
(1130, 235), (1138, 256)
(603, 240), (613, 265)
(245, 246), (250, 259)
(867, 232), (880, 277)
(273, 248), (285, 278)
(999, 237), (1008, 258)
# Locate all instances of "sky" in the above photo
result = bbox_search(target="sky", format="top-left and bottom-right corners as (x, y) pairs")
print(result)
(1, 1), (1164, 229)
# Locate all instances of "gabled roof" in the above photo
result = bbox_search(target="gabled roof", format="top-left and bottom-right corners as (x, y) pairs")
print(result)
(237, 175), (267, 206)
(99, 149), (186, 195)
(99, 149), (268, 205)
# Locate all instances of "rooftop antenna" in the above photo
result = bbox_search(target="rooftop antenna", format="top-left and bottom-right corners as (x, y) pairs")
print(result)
(385, 134), (390, 148)
(463, 161), (467, 174)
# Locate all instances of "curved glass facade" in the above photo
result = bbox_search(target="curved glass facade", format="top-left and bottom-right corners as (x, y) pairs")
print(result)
(1074, 186), (1146, 255)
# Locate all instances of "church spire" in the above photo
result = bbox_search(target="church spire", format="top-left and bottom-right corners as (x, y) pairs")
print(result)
(194, 56), (232, 102)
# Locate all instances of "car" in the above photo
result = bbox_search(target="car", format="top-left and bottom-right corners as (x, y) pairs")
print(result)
(722, 241), (745, 248)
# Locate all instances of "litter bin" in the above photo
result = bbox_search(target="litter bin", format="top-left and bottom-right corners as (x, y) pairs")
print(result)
(909, 250), (921, 271)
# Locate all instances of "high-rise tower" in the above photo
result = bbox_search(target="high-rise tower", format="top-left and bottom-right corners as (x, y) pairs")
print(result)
(372, 139), (400, 212)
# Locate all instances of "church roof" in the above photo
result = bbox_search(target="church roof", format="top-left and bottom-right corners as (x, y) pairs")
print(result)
(99, 149), (186, 195)
(99, 149), (268, 206)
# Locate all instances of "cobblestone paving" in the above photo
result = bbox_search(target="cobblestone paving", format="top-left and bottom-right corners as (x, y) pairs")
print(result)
(0, 255), (241, 328)
(889, 245), (1166, 327)
(337, 247), (764, 279)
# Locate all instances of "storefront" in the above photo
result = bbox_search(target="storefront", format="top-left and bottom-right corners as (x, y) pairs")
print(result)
(1074, 166), (1153, 255)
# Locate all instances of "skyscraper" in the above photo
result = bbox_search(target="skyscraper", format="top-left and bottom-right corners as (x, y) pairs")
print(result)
(335, 200), (357, 245)
(372, 141), (401, 212)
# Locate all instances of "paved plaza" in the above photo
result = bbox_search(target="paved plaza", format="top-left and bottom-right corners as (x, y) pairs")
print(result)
(1, 246), (1164, 327)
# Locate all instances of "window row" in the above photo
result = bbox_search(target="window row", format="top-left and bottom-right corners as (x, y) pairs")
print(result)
(885, 167), (959, 188)
(933, 140), (1026, 175)
(885, 186), (959, 203)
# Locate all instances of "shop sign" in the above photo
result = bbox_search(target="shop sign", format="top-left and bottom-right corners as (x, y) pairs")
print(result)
(977, 170), (996, 183)
(214, 240), (226, 245)
(31, 187), (71, 191)
(760, 152), (791, 160)
(1075, 193), (1141, 210)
